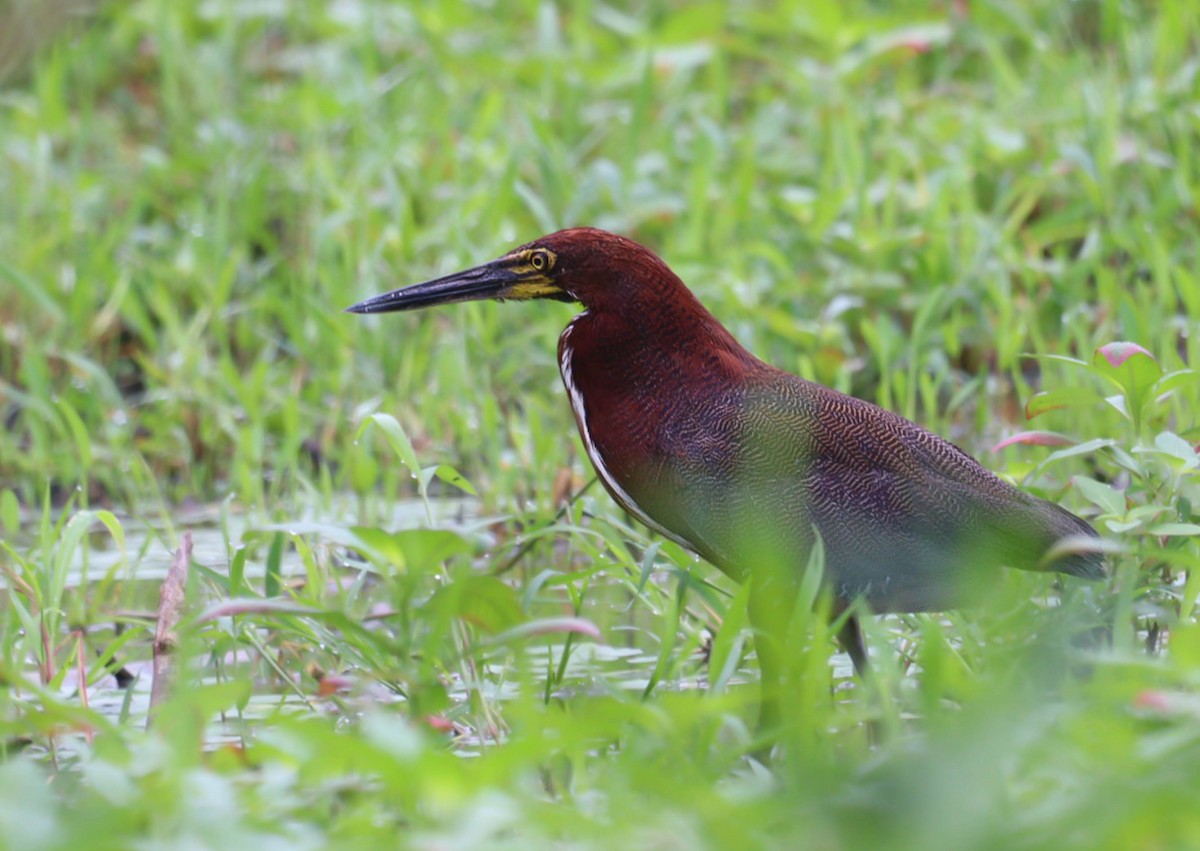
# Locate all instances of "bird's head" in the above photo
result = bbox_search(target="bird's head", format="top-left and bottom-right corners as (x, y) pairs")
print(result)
(345, 228), (682, 316)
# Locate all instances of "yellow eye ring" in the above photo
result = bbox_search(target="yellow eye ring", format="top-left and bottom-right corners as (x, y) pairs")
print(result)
(530, 251), (547, 271)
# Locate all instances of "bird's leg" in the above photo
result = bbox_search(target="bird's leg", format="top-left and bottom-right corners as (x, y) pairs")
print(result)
(832, 604), (885, 748)
(835, 612), (870, 677)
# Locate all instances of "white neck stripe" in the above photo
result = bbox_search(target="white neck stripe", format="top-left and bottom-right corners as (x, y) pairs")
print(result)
(558, 319), (691, 549)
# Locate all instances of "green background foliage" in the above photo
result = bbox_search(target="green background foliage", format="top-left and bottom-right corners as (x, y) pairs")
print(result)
(1, 0), (1198, 848)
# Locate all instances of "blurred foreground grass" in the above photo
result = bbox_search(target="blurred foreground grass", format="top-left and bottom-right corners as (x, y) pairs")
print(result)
(1, 0), (1199, 848)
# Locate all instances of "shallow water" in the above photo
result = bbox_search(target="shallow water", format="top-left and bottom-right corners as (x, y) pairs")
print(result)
(3, 494), (486, 589)
(5, 492), (866, 751)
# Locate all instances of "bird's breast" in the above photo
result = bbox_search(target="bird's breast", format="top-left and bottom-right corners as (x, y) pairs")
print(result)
(556, 313), (759, 568)
(557, 318), (683, 548)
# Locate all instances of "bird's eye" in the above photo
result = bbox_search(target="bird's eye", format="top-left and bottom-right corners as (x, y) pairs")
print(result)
(530, 251), (547, 271)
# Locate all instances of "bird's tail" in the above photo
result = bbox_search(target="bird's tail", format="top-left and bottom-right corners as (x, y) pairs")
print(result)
(1034, 501), (1107, 580)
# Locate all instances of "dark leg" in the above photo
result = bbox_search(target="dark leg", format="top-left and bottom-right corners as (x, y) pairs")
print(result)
(835, 610), (881, 747)
(837, 613), (869, 677)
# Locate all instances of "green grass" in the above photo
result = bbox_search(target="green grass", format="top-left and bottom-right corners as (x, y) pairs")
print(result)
(1, 0), (1199, 848)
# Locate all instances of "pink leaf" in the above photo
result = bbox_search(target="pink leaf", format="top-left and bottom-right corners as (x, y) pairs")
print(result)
(316, 675), (355, 697)
(1097, 341), (1153, 369)
(423, 715), (457, 734)
(992, 431), (1076, 452)
(1134, 690), (1172, 712)
(197, 598), (317, 622)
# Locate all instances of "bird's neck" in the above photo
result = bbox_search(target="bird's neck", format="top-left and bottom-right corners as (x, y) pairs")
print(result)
(565, 288), (763, 389)
(556, 289), (763, 424)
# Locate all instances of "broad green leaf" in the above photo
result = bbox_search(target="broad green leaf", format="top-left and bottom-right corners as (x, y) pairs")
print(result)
(1073, 476), (1125, 516)
(1092, 342), (1162, 432)
(1109, 446), (1145, 478)
(358, 413), (421, 480)
(433, 464), (478, 496)
(1033, 438), (1116, 474)
(1154, 432), (1199, 469)
(1131, 433), (1200, 470)
(430, 575), (524, 634)
(1148, 523), (1200, 537)
(1104, 393), (1128, 419)
(1105, 505), (1167, 533)
(1127, 505), (1168, 522)
(349, 527), (474, 571)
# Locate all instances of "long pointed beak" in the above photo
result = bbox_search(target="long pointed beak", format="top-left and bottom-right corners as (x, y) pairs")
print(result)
(344, 261), (520, 314)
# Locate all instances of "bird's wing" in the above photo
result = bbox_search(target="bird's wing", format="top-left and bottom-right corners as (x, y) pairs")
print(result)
(745, 379), (1103, 604)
